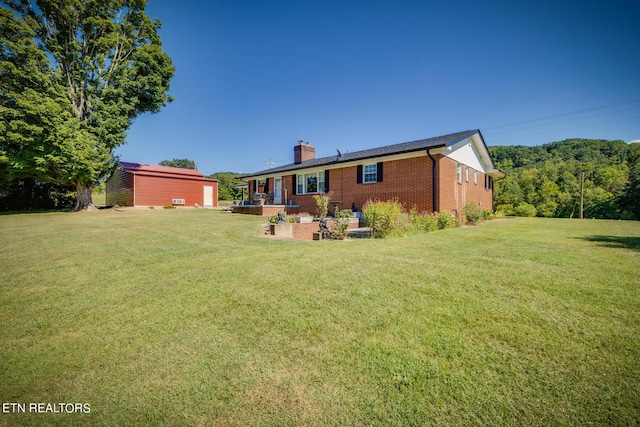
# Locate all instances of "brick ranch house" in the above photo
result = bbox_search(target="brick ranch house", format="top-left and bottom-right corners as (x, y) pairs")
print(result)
(238, 130), (504, 217)
(106, 162), (218, 208)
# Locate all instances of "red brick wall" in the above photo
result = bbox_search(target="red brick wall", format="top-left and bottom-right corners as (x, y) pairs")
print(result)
(134, 175), (218, 207)
(249, 153), (494, 218)
(438, 156), (493, 215)
(285, 156), (436, 214)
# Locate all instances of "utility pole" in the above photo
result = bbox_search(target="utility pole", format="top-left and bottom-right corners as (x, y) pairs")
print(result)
(580, 172), (584, 219)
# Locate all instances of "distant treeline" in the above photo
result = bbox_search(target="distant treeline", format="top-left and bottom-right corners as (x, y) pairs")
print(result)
(489, 139), (640, 219)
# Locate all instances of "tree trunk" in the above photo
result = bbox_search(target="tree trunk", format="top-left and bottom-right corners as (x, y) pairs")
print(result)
(73, 183), (97, 212)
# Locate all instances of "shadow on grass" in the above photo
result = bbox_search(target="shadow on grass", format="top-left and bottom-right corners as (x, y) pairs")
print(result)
(579, 235), (640, 252)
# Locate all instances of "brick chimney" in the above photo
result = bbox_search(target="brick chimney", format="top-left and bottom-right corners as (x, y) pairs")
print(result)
(294, 142), (315, 164)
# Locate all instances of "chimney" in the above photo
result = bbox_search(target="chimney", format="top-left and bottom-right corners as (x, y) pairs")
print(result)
(294, 141), (315, 164)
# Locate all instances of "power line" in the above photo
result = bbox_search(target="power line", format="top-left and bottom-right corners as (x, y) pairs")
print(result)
(488, 114), (640, 143)
(484, 105), (640, 137)
(483, 98), (640, 131)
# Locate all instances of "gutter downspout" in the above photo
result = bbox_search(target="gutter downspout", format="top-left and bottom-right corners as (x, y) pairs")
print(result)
(427, 150), (438, 212)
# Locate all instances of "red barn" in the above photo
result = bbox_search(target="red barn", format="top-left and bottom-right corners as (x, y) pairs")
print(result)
(106, 162), (218, 207)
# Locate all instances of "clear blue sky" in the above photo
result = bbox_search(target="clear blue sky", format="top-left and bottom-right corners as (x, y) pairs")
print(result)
(117, 0), (640, 175)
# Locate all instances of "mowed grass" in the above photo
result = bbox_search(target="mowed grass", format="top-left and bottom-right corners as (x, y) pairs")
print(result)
(0, 210), (638, 426)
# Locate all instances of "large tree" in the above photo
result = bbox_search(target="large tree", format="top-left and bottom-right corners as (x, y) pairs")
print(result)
(0, 0), (174, 211)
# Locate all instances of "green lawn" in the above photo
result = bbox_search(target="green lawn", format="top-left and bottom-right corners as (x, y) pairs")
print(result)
(1, 210), (638, 426)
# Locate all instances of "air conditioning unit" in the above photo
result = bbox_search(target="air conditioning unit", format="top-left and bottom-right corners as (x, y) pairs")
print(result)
(172, 199), (185, 205)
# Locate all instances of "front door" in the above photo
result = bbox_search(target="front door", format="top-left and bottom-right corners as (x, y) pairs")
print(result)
(273, 178), (282, 204)
(203, 185), (213, 207)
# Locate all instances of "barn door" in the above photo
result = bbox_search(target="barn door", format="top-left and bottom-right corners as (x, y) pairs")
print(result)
(203, 185), (214, 207)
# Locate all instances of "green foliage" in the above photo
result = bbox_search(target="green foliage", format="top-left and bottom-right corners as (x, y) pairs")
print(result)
(0, 1), (175, 210)
(514, 202), (537, 217)
(436, 211), (457, 229)
(0, 178), (75, 211)
(409, 209), (439, 232)
(163, 205), (177, 209)
(463, 202), (485, 225)
(490, 138), (637, 219)
(329, 209), (353, 240)
(208, 171), (244, 201)
(363, 199), (406, 238)
(159, 159), (196, 169)
(313, 192), (331, 218)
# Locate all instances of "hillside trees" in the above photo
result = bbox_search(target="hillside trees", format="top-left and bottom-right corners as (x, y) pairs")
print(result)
(208, 172), (244, 201)
(159, 158), (196, 169)
(490, 139), (637, 219)
(0, 0), (174, 211)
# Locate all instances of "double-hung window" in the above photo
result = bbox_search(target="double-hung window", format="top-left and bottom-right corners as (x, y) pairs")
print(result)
(296, 172), (325, 194)
(364, 164), (377, 183)
(357, 162), (383, 184)
(456, 163), (462, 183)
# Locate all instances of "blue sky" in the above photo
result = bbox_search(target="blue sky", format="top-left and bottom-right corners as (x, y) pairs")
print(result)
(117, 0), (640, 175)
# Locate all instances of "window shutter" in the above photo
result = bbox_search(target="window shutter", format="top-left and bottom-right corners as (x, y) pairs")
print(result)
(292, 174), (296, 195)
(377, 162), (383, 182)
(324, 170), (330, 192)
(357, 165), (363, 184)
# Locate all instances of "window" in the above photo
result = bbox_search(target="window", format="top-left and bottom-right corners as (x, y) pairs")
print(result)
(465, 166), (469, 182)
(485, 175), (492, 190)
(456, 163), (462, 183)
(296, 172), (325, 194)
(364, 164), (377, 183)
(257, 178), (266, 193)
(474, 170), (478, 185)
(358, 162), (383, 184)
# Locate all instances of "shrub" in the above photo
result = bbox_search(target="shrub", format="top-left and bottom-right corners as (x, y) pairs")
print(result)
(363, 199), (405, 238)
(495, 204), (515, 216)
(409, 209), (439, 232)
(329, 209), (352, 240)
(313, 192), (331, 218)
(514, 202), (537, 217)
(163, 205), (176, 209)
(463, 202), (484, 225)
(436, 211), (457, 229)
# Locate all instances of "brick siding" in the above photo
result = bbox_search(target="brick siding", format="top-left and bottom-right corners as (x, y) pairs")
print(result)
(250, 153), (494, 219)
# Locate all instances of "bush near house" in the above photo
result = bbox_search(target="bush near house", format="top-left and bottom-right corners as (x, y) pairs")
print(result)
(364, 199), (462, 238)
(363, 199), (406, 238)
(463, 201), (485, 225)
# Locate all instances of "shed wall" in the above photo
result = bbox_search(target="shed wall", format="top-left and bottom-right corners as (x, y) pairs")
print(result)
(134, 175), (217, 207)
(106, 169), (134, 206)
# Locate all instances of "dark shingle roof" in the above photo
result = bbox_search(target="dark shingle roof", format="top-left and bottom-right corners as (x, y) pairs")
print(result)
(242, 130), (478, 178)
